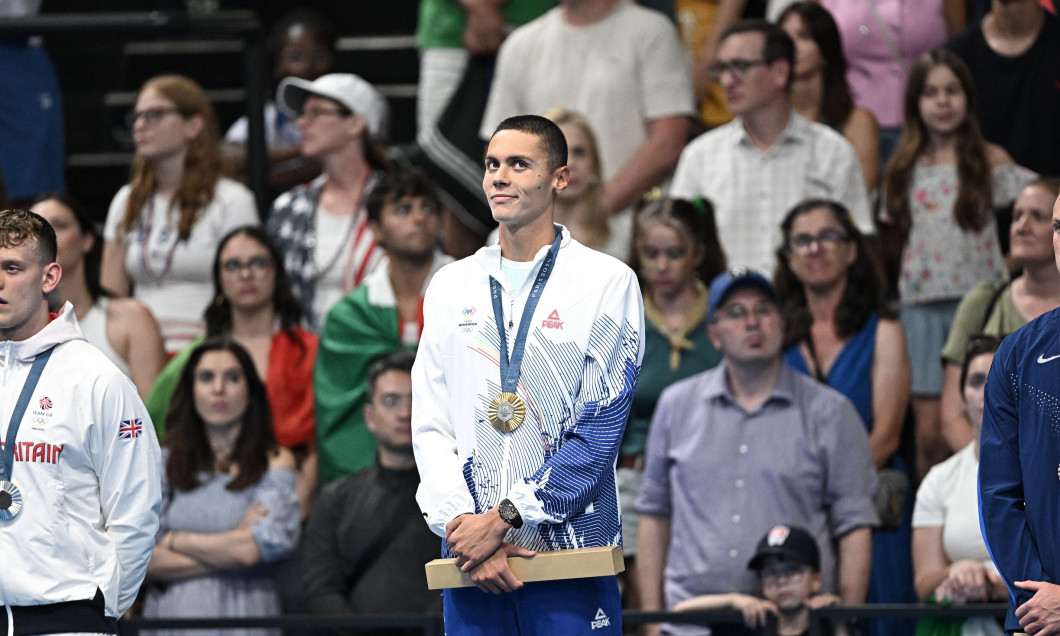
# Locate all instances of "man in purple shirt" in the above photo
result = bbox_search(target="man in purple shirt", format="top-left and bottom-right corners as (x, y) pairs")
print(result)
(635, 268), (878, 636)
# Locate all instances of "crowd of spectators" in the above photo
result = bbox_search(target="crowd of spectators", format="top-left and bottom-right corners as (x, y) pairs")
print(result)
(2, 0), (1059, 633)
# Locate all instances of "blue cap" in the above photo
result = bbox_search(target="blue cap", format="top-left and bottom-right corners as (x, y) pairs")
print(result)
(707, 267), (778, 321)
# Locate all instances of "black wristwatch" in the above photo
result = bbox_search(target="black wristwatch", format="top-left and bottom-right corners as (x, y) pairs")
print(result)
(498, 498), (523, 529)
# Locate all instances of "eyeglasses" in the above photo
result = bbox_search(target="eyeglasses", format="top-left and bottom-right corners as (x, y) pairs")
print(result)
(220, 256), (272, 274)
(716, 301), (779, 323)
(126, 107), (183, 129)
(788, 229), (850, 253)
(377, 393), (412, 409)
(708, 58), (769, 80)
(299, 106), (350, 121)
(761, 565), (812, 588)
(638, 245), (690, 262)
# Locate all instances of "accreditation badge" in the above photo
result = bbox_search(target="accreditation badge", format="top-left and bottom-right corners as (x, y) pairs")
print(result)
(489, 392), (526, 433)
(0, 480), (24, 520)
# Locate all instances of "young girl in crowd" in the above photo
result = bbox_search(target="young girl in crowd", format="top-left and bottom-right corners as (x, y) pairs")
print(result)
(778, 2), (879, 191)
(143, 338), (300, 636)
(623, 196), (725, 605)
(147, 226), (319, 515)
(102, 75), (260, 355)
(32, 193), (166, 400)
(880, 49), (1034, 480)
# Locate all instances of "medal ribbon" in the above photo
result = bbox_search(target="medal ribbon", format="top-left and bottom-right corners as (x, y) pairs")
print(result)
(0, 348), (53, 483)
(489, 227), (562, 393)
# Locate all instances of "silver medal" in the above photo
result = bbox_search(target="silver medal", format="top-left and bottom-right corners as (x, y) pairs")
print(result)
(0, 480), (24, 520)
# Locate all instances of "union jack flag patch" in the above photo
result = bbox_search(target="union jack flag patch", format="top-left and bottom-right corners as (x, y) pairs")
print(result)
(118, 418), (143, 440)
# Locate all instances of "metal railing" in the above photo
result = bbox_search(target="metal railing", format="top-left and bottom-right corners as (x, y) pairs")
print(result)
(118, 603), (1008, 635)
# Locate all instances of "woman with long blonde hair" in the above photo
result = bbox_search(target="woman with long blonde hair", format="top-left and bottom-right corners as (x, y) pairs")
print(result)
(102, 75), (259, 354)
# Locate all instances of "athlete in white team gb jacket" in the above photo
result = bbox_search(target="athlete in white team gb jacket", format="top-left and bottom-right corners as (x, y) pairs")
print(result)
(0, 209), (161, 634)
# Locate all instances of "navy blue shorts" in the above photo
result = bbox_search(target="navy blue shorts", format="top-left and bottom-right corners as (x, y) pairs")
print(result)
(443, 575), (622, 635)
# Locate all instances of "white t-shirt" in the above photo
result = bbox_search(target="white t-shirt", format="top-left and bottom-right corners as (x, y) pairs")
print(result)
(912, 442), (995, 567)
(479, 2), (695, 181)
(312, 207), (358, 325)
(224, 101), (301, 148)
(104, 177), (260, 353)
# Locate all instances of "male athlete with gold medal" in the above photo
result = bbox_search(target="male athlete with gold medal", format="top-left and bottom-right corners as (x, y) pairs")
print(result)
(412, 116), (645, 635)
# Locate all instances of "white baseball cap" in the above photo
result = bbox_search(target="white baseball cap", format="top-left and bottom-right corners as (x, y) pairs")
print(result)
(277, 73), (389, 141)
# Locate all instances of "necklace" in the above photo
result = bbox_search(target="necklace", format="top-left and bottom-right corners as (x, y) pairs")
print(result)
(138, 193), (180, 285)
(306, 172), (372, 282)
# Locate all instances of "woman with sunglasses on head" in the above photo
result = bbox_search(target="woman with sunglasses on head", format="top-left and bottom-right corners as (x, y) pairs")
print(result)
(147, 226), (319, 515)
(102, 75), (260, 356)
(32, 192), (166, 400)
(267, 73), (392, 331)
(775, 197), (917, 635)
(143, 338), (300, 636)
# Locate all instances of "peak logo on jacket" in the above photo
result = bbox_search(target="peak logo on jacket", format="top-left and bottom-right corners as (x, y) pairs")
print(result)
(0, 441), (65, 464)
(541, 310), (563, 330)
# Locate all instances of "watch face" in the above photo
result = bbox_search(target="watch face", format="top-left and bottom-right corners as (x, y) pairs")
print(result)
(500, 499), (522, 528)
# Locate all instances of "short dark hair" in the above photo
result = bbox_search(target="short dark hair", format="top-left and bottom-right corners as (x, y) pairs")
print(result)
(365, 168), (441, 224)
(720, 19), (795, 89)
(960, 334), (1003, 391)
(267, 7), (336, 61)
(0, 209), (57, 266)
(491, 114), (567, 173)
(366, 349), (415, 401)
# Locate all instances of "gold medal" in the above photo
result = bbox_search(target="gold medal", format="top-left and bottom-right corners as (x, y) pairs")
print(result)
(489, 392), (526, 432)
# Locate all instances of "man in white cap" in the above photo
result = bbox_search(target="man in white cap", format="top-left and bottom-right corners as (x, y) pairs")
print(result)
(267, 73), (392, 331)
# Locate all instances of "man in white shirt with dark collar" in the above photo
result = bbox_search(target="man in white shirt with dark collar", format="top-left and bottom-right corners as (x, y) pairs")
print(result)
(670, 19), (873, 275)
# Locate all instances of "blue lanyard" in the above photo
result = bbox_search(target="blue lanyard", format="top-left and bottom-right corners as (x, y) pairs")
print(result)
(489, 228), (562, 394)
(0, 348), (53, 482)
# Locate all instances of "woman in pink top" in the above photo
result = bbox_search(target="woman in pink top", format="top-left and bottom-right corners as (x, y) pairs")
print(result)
(819, 0), (963, 163)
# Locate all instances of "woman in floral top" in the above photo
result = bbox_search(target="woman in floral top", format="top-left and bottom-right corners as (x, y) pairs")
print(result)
(880, 49), (1034, 479)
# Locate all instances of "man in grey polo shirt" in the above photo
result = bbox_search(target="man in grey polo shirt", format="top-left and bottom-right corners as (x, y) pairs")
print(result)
(635, 268), (877, 636)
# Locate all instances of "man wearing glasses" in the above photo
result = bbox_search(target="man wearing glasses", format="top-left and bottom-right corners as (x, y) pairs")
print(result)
(636, 267), (877, 636)
(669, 20), (873, 276)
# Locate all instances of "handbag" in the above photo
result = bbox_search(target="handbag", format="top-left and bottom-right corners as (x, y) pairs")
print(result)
(874, 467), (909, 530)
